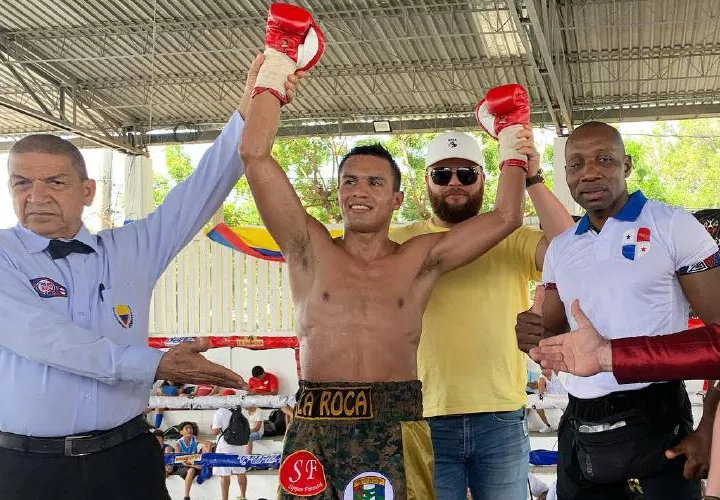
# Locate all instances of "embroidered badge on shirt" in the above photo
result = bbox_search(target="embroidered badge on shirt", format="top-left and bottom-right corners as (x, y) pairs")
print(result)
(279, 450), (327, 496)
(29, 277), (68, 298)
(343, 471), (395, 500)
(621, 227), (651, 260)
(113, 304), (134, 328)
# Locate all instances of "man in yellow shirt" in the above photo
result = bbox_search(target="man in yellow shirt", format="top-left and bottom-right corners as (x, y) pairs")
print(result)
(391, 130), (573, 500)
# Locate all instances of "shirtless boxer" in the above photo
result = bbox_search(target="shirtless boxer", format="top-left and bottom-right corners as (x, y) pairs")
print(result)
(241, 5), (535, 498)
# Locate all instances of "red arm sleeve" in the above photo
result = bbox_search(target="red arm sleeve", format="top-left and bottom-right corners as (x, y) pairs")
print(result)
(613, 323), (720, 383)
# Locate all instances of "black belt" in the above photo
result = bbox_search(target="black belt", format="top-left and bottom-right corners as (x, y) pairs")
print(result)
(0, 415), (149, 457)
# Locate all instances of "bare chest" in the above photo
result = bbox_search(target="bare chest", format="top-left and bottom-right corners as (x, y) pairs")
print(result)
(295, 253), (421, 323)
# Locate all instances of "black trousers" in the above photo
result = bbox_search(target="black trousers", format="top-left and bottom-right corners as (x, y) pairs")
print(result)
(0, 431), (170, 500)
(557, 381), (701, 500)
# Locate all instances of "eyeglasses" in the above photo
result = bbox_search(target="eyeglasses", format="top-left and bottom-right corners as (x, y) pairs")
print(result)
(429, 167), (480, 186)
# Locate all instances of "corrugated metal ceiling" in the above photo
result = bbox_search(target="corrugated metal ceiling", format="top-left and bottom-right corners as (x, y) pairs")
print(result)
(1, 0), (718, 150)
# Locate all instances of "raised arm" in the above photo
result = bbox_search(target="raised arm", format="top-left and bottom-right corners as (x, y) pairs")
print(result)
(116, 56), (268, 283)
(423, 165), (524, 276)
(421, 84), (534, 276)
(522, 130), (575, 270)
(239, 4), (325, 264)
(241, 91), (314, 262)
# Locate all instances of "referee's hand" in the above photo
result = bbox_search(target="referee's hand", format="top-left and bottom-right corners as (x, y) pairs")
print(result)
(155, 338), (248, 390)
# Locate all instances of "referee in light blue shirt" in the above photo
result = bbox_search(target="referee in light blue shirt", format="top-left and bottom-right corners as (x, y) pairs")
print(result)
(0, 55), (298, 500)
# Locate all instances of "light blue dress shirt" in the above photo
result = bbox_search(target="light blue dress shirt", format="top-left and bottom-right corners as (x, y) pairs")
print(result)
(0, 112), (245, 437)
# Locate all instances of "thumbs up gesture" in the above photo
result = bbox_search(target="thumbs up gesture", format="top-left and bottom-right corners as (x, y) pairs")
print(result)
(514, 285), (545, 353)
(530, 299), (612, 377)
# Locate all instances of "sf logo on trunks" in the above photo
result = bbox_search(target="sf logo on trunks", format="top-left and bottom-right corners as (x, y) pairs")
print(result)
(279, 450), (327, 496)
(295, 386), (373, 419)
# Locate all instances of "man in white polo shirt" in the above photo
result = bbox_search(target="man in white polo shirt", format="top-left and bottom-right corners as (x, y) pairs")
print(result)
(531, 121), (719, 500)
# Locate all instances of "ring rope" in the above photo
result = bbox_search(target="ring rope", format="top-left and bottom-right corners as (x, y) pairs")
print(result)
(166, 452), (280, 469)
(149, 394), (296, 410)
(148, 335), (301, 378)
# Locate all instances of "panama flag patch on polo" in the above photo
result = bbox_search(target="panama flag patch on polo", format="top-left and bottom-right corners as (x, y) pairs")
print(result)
(621, 227), (651, 260)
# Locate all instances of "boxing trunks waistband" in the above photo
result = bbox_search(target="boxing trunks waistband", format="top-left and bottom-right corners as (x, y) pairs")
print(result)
(293, 380), (423, 422)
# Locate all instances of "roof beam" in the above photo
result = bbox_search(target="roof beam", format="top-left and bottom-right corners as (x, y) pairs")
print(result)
(506, 1), (564, 132)
(3, 2), (510, 41)
(2, 101), (720, 150)
(567, 44), (720, 63)
(0, 97), (146, 155)
(508, 0), (573, 133)
(77, 58), (527, 91)
(522, 0), (573, 129)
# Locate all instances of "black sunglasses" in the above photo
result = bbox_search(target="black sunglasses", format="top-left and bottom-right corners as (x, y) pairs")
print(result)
(429, 167), (480, 186)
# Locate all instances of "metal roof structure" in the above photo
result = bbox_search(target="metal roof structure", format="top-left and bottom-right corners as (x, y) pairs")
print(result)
(1, 0), (719, 154)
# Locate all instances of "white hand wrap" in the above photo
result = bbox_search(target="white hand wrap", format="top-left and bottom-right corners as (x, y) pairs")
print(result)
(254, 48), (296, 99)
(497, 124), (527, 169)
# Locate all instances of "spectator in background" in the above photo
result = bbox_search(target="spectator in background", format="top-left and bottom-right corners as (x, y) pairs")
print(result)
(173, 422), (204, 500)
(247, 366), (279, 395)
(153, 429), (175, 454)
(528, 473), (551, 500)
(151, 380), (186, 429)
(211, 408), (249, 500)
(526, 364), (552, 433)
(185, 383), (219, 397)
(539, 368), (567, 397)
(246, 405), (265, 455)
(153, 429), (176, 477)
(158, 380), (182, 396)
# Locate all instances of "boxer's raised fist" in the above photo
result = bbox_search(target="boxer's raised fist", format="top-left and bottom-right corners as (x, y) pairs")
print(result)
(253, 3), (325, 104)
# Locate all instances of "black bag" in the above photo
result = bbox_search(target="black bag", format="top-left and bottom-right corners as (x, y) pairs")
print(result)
(222, 407), (251, 446)
(263, 409), (287, 437)
(163, 425), (182, 440)
(572, 410), (677, 484)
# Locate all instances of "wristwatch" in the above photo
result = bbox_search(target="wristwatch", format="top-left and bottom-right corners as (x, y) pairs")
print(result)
(526, 171), (545, 188)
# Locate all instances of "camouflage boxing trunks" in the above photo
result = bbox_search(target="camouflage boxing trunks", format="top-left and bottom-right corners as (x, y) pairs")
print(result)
(278, 380), (434, 499)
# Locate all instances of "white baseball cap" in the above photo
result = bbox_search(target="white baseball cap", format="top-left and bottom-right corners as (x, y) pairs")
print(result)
(425, 132), (484, 168)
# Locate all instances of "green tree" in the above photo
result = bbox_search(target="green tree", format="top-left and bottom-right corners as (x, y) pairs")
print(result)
(271, 136), (348, 223)
(152, 145), (196, 207)
(150, 119), (720, 229)
(648, 120), (720, 209)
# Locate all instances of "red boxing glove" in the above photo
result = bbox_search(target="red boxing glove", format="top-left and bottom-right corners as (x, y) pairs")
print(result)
(475, 84), (531, 171)
(253, 3), (325, 104)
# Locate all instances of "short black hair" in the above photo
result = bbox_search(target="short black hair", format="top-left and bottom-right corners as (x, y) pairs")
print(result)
(178, 421), (197, 435)
(338, 144), (401, 191)
(9, 134), (89, 180)
(252, 365), (265, 378)
(152, 429), (165, 437)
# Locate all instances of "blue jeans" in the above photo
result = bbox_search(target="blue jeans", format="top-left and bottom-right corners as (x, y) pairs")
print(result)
(429, 409), (530, 500)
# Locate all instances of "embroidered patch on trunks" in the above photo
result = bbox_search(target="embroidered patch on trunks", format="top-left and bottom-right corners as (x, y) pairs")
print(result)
(295, 386), (373, 420)
(343, 471), (395, 500)
(113, 304), (134, 328)
(29, 277), (67, 298)
(279, 450), (327, 497)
